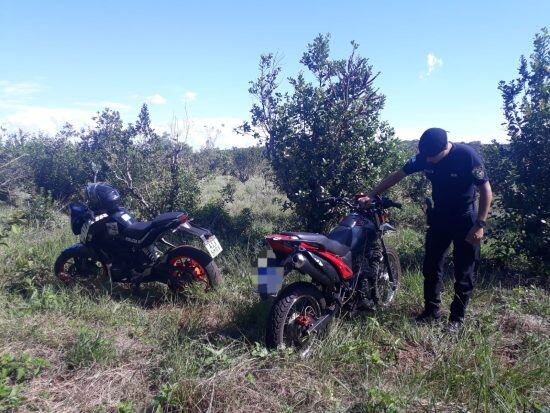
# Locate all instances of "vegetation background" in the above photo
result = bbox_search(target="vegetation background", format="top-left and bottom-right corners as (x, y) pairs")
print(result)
(0, 30), (547, 412)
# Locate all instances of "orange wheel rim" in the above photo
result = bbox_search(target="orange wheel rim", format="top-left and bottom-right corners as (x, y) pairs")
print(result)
(169, 256), (208, 290)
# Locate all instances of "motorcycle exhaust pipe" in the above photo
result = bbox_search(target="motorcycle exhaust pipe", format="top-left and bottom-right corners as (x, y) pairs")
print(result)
(290, 251), (338, 287)
(292, 252), (307, 268)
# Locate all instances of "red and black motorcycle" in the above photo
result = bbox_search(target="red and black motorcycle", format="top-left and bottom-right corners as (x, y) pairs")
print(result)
(262, 195), (402, 353)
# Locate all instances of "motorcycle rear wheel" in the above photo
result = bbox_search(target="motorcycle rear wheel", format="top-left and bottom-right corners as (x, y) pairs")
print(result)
(266, 282), (326, 355)
(165, 246), (221, 292)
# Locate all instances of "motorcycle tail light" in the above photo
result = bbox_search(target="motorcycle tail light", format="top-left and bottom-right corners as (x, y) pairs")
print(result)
(179, 214), (188, 223)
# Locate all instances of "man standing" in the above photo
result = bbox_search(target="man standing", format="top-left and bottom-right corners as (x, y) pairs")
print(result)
(359, 128), (492, 331)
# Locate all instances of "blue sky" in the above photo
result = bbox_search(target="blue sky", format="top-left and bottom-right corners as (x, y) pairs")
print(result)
(1, 0), (548, 148)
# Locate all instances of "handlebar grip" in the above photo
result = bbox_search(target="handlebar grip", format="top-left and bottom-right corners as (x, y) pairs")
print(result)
(380, 198), (402, 209)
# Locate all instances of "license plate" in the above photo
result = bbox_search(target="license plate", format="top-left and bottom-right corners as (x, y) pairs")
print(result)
(203, 236), (223, 258)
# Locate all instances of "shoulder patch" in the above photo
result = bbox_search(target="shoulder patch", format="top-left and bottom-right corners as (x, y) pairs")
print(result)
(472, 165), (485, 180)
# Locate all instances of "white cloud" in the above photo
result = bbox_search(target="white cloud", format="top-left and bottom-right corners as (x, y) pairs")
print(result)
(0, 80), (44, 97)
(153, 117), (255, 150)
(427, 53), (443, 74)
(183, 91), (197, 102)
(146, 94), (167, 105)
(0, 107), (254, 148)
(419, 53), (443, 79)
(75, 101), (132, 112)
(0, 105), (95, 135)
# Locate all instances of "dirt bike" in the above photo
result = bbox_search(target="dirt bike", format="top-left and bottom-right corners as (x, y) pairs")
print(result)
(262, 195), (402, 354)
(54, 184), (223, 293)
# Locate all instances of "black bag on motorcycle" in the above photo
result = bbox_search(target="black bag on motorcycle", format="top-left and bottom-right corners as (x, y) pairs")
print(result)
(69, 202), (93, 235)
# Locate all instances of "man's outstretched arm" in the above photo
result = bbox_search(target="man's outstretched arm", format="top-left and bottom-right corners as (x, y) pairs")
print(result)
(359, 170), (407, 203)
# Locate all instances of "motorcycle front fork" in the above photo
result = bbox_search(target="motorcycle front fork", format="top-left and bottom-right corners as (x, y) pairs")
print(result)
(356, 241), (385, 305)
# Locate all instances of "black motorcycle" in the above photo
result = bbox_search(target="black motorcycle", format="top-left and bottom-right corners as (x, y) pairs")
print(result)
(262, 195), (402, 352)
(54, 183), (222, 292)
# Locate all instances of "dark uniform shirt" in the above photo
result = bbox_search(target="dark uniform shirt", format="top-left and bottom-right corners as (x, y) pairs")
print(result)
(402, 143), (488, 215)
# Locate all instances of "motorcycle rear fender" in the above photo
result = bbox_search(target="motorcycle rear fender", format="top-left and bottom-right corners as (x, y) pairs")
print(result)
(157, 244), (213, 266)
(177, 221), (214, 241)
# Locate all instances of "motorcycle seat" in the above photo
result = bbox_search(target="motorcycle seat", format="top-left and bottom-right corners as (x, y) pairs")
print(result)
(122, 221), (153, 240)
(152, 211), (186, 225)
(122, 212), (185, 241)
(281, 232), (350, 256)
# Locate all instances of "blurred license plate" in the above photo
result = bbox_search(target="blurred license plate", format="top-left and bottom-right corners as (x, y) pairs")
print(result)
(203, 236), (223, 258)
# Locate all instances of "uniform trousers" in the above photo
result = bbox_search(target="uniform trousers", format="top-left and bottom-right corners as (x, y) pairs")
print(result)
(423, 207), (480, 321)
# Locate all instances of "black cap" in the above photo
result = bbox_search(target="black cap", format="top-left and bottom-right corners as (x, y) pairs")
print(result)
(418, 128), (448, 157)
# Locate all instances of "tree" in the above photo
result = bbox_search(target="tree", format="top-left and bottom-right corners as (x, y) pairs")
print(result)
(485, 27), (549, 269)
(135, 103), (155, 141)
(26, 126), (89, 200)
(80, 108), (200, 219)
(243, 34), (403, 231)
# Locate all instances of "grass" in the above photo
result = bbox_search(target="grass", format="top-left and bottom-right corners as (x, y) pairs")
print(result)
(0, 198), (548, 412)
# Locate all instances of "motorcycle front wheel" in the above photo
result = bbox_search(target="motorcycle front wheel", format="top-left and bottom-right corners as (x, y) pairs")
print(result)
(54, 243), (110, 291)
(375, 246), (402, 308)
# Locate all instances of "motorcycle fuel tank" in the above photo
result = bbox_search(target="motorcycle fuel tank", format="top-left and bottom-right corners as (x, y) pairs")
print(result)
(328, 213), (376, 253)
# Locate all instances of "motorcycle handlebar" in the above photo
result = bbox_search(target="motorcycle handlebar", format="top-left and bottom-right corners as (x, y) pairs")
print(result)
(318, 196), (401, 210)
(383, 199), (402, 209)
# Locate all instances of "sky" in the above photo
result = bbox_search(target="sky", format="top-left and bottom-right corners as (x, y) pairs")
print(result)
(0, 0), (548, 148)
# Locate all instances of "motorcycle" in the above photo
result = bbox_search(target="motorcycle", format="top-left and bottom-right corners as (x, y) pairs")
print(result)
(54, 183), (223, 293)
(262, 195), (402, 353)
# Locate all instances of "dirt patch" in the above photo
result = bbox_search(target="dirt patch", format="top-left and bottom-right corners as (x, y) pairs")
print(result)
(500, 312), (549, 336)
(1, 324), (156, 412)
(25, 362), (154, 412)
(396, 342), (434, 371)
(176, 359), (355, 413)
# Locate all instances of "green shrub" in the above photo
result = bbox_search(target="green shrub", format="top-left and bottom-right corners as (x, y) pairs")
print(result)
(0, 353), (48, 411)
(243, 34), (404, 231)
(483, 28), (549, 273)
(21, 188), (56, 225)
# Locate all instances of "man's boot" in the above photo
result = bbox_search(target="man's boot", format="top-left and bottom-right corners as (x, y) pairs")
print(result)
(414, 307), (442, 324)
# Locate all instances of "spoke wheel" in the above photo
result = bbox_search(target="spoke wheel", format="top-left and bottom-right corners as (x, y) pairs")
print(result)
(375, 246), (402, 308)
(283, 296), (321, 350)
(266, 282), (327, 356)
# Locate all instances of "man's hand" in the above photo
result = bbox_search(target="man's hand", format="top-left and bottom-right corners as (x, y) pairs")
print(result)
(358, 195), (374, 206)
(465, 225), (484, 245)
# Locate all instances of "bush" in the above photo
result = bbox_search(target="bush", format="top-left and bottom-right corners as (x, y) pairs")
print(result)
(483, 28), (549, 272)
(243, 34), (403, 232)
(21, 188), (56, 226)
